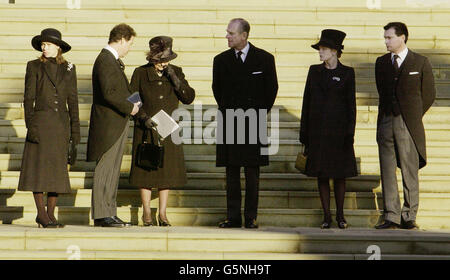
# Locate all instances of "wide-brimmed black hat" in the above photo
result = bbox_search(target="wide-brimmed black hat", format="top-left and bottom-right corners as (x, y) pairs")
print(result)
(31, 28), (71, 53)
(147, 36), (177, 63)
(311, 29), (346, 51)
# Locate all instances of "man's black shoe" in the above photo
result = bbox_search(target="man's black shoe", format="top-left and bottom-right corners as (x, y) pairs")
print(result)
(375, 220), (400, 229)
(112, 216), (132, 227)
(245, 220), (259, 229)
(218, 220), (242, 228)
(94, 217), (125, 227)
(401, 220), (419, 230)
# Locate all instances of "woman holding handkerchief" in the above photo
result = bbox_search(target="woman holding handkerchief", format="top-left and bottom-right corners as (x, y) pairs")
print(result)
(299, 29), (357, 229)
(129, 36), (195, 226)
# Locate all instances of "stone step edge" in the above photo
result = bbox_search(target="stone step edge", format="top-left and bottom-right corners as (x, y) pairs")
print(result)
(3, 250), (449, 260)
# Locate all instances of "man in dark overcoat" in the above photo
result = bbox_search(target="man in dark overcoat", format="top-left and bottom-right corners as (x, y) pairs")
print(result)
(87, 23), (140, 227)
(212, 18), (278, 229)
(375, 22), (436, 230)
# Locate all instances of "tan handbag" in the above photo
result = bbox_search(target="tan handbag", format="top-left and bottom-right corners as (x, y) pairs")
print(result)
(295, 145), (307, 173)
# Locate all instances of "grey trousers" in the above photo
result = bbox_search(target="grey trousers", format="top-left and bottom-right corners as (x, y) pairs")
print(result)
(377, 113), (419, 224)
(91, 122), (129, 220)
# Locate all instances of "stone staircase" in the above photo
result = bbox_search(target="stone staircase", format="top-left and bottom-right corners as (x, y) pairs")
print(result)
(0, 0), (449, 259)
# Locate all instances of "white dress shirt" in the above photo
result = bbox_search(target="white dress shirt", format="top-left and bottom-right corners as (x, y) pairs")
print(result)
(104, 45), (119, 60)
(391, 47), (408, 67)
(235, 42), (250, 62)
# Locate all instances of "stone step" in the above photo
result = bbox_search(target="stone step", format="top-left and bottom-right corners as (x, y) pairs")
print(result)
(1, 170), (449, 193)
(1, 189), (449, 211)
(2, 103), (450, 124)
(2, 137), (450, 160)
(1, 225), (449, 258)
(1, 4), (450, 26)
(1, 119), (449, 142)
(2, 152), (450, 177)
(9, 0), (450, 9)
(0, 205), (449, 230)
(0, 170), (382, 192)
(5, 249), (449, 260)
(1, 74), (449, 106)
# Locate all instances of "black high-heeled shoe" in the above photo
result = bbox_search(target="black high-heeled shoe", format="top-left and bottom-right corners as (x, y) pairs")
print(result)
(142, 215), (153, 227)
(158, 215), (171, 227)
(320, 220), (332, 229)
(337, 218), (348, 229)
(36, 217), (58, 228)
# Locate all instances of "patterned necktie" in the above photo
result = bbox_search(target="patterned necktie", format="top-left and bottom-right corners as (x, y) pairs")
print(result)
(117, 58), (125, 71)
(236, 51), (244, 64)
(393, 54), (399, 74)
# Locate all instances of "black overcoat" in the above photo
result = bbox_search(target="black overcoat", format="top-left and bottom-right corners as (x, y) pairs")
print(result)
(299, 61), (357, 178)
(212, 43), (278, 167)
(18, 58), (80, 193)
(87, 49), (134, 162)
(375, 50), (436, 169)
(129, 64), (195, 188)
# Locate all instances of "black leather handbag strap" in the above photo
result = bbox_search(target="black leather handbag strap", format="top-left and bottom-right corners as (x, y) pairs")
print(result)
(142, 126), (162, 146)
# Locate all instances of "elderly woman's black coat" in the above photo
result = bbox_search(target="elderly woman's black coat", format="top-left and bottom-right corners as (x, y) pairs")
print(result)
(299, 61), (357, 178)
(129, 63), (195, 188)
(18, 58), (80, 193)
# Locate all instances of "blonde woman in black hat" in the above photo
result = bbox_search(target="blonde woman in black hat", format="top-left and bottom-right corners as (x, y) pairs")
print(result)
(18, 28), (80, 228)
(299, 29), (357, 229)
(129, 36), (195, 226)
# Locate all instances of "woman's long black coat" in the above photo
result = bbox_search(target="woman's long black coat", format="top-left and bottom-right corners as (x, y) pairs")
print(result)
(129, 63), (195, 188)
(299, 61), (357, 178)
(18, 58), (80, 193)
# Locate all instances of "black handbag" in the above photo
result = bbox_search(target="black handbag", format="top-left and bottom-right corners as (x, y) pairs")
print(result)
(136, 126), (164, 171)
(68, 139), (77, 165)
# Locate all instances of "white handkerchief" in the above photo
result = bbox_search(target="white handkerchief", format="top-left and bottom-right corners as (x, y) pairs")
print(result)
(151, 110), (180, 139)
(252, 71), (263, 74)
(332, 77), (341, 81)
(409, 72), (419, 75)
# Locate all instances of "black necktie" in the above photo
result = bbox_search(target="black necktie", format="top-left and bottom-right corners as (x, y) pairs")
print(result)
(393, 54), (399, 74)
(117, 58), (125, 71)
(236, 51), (243, 64)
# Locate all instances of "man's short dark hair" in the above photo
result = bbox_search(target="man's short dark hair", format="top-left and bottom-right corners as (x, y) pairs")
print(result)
(230, 18), (251, 36)
(384, 22), (409, 43)
(108, 23), (136, 44)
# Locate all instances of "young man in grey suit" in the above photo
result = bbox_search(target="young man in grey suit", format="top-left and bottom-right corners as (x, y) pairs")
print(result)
(87, 23), (140, 227)
(212, 18), (278, 229)
(375, 22), (436, 230)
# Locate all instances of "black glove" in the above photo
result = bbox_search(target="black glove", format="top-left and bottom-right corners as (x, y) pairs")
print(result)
(164, 65), (181, 90)
(26, 125), (39, 143)
(68, 139), (78, 166)
(145, 118), (158, 129)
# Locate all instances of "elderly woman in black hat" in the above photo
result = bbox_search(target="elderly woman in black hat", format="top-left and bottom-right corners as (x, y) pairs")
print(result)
(18, 28), (80, 228)
(129, 36), (195, 226)
(299, 29), (357, 229)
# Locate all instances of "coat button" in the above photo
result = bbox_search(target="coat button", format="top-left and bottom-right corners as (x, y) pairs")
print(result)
(54, 108), (58, 112)
(159, 95), (163, 99)
(54, 100), (58, 104)
(158, 81), (162, 85)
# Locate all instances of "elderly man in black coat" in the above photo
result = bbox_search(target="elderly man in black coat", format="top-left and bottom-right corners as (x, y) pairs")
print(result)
(375, 22), (436, 230)
(87, 24), (140, 227)
(212, 18), (278, 229)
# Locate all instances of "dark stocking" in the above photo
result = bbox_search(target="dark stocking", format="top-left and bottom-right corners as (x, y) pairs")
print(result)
(334, 178), (346, 221)
(317, 178), (331, 222)
(47, 192), (58, 223)
(33, 192), (50, 225)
